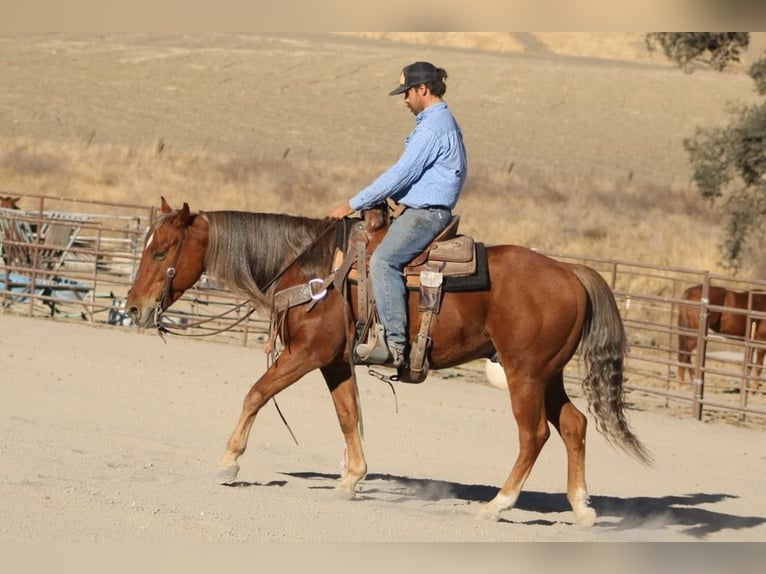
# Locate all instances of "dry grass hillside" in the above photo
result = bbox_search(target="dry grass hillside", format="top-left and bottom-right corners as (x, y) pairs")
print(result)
(1, 32), (764, 281)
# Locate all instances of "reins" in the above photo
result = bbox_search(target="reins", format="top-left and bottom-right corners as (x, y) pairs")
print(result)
(156, 301), (256, 340)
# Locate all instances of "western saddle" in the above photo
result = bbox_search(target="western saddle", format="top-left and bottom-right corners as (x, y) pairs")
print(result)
(270, 202), (479, 384)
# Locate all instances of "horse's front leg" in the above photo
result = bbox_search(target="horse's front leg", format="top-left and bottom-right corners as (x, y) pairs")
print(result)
(215, 350), (314, 485)
(321, 361), (367, 499)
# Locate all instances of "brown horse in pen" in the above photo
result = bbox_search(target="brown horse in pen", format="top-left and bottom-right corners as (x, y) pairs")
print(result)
(125, 198), (651, 526)
(677, 284), (766, 384)
(0, 196), (22, 209)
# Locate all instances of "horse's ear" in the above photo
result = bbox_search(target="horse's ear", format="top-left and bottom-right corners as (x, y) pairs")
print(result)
(160, 196), (172, 213)
(180, 202), (193, 225)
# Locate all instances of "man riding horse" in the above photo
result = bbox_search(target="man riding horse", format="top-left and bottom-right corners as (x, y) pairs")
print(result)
(328, 61), (467, 370)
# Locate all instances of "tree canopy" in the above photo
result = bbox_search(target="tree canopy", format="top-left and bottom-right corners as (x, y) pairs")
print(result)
(646, 32), (749, 72)
(647, 32), (766, 271)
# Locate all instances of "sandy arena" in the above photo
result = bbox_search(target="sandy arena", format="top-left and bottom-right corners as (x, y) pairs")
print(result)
(1, 313), (765, 542)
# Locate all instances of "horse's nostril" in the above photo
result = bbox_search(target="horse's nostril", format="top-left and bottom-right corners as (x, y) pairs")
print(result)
(126, 306), (140, 320)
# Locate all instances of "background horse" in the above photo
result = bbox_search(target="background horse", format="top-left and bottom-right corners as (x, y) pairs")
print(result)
(677, 284), (766, 384)
(125, 198), (651, 526)
(0, 196), (22, 209)
(0, 195), (30, 268)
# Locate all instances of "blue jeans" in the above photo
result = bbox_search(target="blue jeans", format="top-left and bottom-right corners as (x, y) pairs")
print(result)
(369, 207), (452, 350)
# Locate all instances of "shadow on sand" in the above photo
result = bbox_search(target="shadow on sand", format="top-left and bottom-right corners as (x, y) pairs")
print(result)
(280, 470), (765, 539)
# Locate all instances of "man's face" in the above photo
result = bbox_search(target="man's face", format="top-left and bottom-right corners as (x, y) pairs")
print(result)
(403, 84), (426, 115)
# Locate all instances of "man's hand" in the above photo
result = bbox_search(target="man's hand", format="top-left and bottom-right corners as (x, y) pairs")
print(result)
(327, 201), (355, 219)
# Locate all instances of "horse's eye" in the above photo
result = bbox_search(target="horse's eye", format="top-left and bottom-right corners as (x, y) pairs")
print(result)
(153, 250), (167, 261)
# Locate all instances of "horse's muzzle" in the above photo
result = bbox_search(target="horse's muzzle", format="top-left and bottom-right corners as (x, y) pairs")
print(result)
(125, 303), (156, 328)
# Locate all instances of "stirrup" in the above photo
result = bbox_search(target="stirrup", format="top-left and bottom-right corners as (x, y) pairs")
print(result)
(355, 341), (392, 364)
(354, 323), (407, 368)
(355, 323), (391, 364)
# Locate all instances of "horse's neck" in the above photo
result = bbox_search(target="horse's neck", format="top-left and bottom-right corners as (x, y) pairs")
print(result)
(205, 210), (336, 307)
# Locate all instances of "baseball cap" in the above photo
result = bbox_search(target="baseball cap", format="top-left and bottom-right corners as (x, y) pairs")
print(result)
(388, 61), (440, 95)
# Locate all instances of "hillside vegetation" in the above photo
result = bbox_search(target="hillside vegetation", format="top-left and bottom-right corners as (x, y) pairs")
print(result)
(1, 33), (764, 280)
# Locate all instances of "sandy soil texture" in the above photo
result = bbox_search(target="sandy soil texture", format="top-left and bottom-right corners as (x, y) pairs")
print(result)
(1, 313), (765, 542)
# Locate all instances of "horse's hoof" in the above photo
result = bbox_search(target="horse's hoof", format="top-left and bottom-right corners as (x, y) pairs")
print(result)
(215, 464), (240, 485)
(336, 480), (358, 500)
(477, 504), (501, 522)
(574, 506), (597, 527)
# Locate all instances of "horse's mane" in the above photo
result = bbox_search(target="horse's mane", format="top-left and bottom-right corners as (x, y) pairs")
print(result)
(203, 211), (337, 312)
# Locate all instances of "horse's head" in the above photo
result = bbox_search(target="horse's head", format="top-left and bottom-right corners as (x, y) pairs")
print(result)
(0, 196), (21, 209)
(125, 197), (208, 328)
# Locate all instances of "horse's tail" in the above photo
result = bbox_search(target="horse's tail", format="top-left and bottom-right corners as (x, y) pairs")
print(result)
(571, 264), (653, 466)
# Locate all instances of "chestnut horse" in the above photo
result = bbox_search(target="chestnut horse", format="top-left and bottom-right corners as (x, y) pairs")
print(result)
(677, 284), (766, 383)
(125, 198), (651, 526)
(0, 196), (22, 209)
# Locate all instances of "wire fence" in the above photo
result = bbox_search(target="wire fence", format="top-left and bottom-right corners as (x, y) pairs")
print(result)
(2, 192), (764, 423)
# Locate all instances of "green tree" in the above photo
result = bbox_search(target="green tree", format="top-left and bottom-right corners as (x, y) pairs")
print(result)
(648, 32), (766, 271)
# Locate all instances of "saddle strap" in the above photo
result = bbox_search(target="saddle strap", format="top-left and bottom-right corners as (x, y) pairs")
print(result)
(404, 270), (443, 383)
(407, 309), (433, 382)
(268, 279), (330, 354)
(273, 282), (320, 311)
(331, 247), (358, 292)
(352, 226), (372, 326)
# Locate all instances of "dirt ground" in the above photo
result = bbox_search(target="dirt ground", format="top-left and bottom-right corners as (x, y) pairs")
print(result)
(1, 313), (765, 542)
(2, 34), (766, 546)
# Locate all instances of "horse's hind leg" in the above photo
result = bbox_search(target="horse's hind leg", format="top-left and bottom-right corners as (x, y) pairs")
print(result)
(544, 373), (595, 526)
(677, 334), (696, 382)
(480, 375), (550, 521)
(321, 361), (367, 499)
(750, 347), (765, 393)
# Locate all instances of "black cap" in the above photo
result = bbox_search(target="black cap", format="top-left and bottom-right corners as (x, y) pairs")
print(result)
(388, 61), (439, 96)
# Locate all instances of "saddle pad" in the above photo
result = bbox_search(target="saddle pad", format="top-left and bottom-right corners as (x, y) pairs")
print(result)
(342, 242), (489, 292)
(442, 242), (489, 292)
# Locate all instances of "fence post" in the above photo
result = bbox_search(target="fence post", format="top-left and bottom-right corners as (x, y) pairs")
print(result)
(84, 225), (103, 324)
(27, 196), (46, 317)
(739, 291), (764, 418)
(691, 274), (711, 420)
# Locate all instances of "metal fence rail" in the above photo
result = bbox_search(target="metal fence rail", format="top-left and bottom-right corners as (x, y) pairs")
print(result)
(0, 193), (270, 346)
(541, 250), (766, 422)
(2, 193), (763, 423)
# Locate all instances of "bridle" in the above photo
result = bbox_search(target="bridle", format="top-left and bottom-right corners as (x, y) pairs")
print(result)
(154, 222), (186, 329)
(151, 220), (256, 340)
